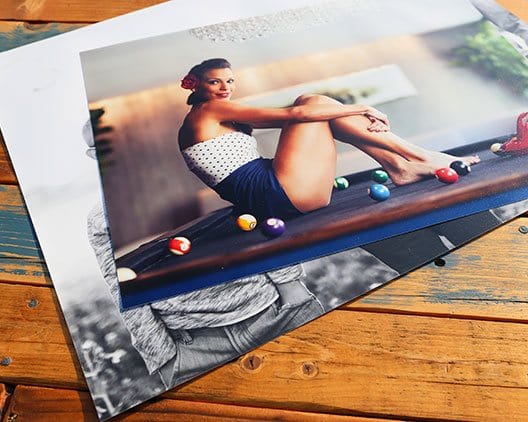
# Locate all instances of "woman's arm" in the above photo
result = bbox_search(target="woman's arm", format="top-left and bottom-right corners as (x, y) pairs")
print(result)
(201, 100), (388, 126)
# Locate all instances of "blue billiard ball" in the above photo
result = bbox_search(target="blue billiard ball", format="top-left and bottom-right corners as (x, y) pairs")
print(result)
(262, 218), (285, 238)
(368, 183), (390, 201)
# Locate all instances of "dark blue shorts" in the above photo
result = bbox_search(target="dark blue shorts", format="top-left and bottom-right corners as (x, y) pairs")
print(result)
(213, 158), (302, 220)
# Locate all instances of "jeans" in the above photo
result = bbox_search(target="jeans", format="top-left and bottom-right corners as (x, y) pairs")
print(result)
(159, 278), (324, 388)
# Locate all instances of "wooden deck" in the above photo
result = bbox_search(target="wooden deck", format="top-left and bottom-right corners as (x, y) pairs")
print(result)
(1, 1), (528, 420)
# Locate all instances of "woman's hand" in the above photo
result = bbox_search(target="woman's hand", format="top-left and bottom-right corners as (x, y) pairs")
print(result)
(364, 107), (390, 132)
(367, 117), (389, 132)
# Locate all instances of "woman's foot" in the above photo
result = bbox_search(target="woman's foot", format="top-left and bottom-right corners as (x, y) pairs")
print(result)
(383, 152), (480, 186)
(426, 150), (481, 169)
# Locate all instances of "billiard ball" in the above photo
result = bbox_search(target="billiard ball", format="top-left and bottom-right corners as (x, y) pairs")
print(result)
(435, 167), (459, 184)
(262, 218), (285, 238)
(368, 183), (390, 201)
(449, 160), (471, 176)
(490, 143), (503, 154)
(333, 177), (349, 190)
(371, 169), (389, 183)
(236, 214), (257, 231)
(116, 267), (137, 282)
(168, 236), (191, 255)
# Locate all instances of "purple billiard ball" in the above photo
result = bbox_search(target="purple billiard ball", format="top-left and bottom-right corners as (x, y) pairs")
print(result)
(262, 218), (285, 238)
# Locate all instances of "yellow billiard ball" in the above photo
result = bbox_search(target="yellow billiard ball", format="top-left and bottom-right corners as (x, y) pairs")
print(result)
(236, 214), (257, 231)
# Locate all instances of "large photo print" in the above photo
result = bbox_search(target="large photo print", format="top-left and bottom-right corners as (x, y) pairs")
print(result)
(80, 0), (528, 307)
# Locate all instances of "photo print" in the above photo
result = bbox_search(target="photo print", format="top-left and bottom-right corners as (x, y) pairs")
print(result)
(79, 0), (528, 307)
(0, 0), (527, 419)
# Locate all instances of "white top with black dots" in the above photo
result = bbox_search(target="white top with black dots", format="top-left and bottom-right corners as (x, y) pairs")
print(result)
(181, 131), (260, 187)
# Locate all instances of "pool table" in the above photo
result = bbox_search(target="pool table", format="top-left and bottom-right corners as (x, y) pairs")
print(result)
(117, 136), (528, 308)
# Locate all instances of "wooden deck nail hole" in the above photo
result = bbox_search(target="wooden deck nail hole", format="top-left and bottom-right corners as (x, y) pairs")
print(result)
(27, 298), (39, 308)
(434, 258), (446, 267)
(301, 361), (318, 378)
(0, 357), (11, 366)
(241, 355), (262, 372)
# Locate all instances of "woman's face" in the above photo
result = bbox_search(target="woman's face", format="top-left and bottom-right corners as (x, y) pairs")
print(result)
(196, 67), (235, 101)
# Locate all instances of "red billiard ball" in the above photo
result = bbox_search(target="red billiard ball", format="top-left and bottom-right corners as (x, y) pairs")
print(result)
(168, 236), (191, 255)
(435, 167), (459, 184)
(262, 218), (285, 238)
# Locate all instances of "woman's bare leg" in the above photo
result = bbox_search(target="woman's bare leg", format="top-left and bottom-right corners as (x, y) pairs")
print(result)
(272, 95), (422, 211)
(273, 94), (480, 212)
(330, 116), (480, 184)
(273, 117), (337, 212)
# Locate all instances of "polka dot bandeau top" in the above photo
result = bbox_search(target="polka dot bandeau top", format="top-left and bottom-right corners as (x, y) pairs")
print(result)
(181, 131), (261, 187)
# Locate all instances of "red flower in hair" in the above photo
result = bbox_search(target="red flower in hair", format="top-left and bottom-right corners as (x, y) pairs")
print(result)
(181, 74), (200, 90)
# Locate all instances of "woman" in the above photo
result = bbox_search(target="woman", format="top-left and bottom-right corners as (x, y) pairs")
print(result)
(179, 58), (480, 220)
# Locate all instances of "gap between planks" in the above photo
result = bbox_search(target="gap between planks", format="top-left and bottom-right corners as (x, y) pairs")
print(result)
(5, 385), (400, 422)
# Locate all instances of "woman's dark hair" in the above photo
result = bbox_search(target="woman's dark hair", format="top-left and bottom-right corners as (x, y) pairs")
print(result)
(186, 58), (231, 106)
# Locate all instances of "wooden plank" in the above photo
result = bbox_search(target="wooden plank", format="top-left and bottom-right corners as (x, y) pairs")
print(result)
(167, 312), (528, 421)
(349, 217), (528, 320)
(0, 185), (49, 286)
(1, 282), (528, 420)
(0, 21), (83, 53)
(0, 1), (164, 23)
(0, 132), (16, 185)
(0, 284), (78, 388)
(5, 385), (392, 422)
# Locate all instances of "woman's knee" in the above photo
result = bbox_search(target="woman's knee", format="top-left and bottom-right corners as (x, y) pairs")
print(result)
(293, 93), (339, 106)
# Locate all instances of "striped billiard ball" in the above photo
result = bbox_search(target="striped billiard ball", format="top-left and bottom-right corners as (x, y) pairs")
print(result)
(168, 236), (191, 255)
(236, 214), (257, 231)
(262, 218), (285, 238)
(333, 177), (349, 190)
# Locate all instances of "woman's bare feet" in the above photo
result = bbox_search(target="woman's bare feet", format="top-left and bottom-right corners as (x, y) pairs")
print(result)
(381, 151), (481, 186)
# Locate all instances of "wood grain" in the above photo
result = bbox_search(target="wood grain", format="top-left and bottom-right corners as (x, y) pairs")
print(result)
(0, 284), (80, 388)
(2, 281), (528, 420)
(168, 311), (528, 421)
(0, 134), (16, 185)
(6, 385), (393, 422)
(0, 185), (50, 286)
(0, 21), (83, 53)
(0, 1), (163, 23)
